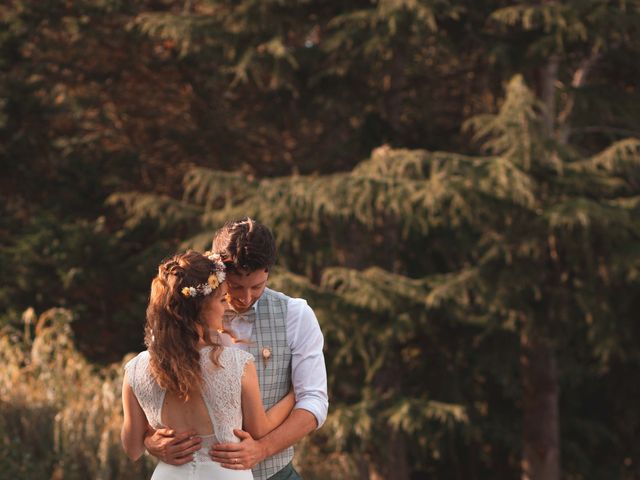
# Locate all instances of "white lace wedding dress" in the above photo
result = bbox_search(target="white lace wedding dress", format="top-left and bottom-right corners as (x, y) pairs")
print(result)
(125, 346), (255, 479)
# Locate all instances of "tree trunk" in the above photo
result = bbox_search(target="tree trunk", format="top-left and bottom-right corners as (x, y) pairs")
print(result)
(535, 56), (559, 135)
(524, 55), (562, 480)
(382, 431), (411, 480)
(556, 51), (600, 144)
(520, 326), (560, 480)
(384, 43), (408, 138)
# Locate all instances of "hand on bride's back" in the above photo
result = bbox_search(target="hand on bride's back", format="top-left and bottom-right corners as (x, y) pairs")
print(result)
(209, 429), (266, 470)
(144, 427), (203, 465)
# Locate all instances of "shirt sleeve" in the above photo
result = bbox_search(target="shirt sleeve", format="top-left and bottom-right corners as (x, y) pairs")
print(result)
(286, 298), (329, 429)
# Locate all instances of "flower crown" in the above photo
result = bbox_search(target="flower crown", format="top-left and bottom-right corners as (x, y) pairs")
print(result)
(181, 252), (226, 298)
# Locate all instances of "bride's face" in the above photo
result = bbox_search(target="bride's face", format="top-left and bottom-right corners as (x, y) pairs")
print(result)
(200, 284), (229, 331)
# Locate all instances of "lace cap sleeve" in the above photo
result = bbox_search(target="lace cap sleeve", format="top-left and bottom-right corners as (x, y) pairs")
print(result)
(227, 348), (254, 379)
(237, 349), (255, 367)
(123, 354), (139, 391)
(123, 351), (150, 398)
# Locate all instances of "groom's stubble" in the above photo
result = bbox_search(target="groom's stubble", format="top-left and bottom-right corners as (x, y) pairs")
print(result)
(224, 269), (269, 314)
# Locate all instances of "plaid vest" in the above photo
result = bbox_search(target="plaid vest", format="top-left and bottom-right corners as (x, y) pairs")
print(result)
(224, 288), (293, 480)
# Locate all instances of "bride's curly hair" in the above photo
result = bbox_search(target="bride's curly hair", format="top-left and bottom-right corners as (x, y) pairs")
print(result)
(144, 250), (223, 400)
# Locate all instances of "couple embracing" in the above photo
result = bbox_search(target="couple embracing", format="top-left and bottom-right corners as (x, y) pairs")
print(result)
(121, 218), (328, 480)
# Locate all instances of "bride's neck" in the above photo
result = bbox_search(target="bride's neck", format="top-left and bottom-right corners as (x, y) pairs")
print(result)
(196, 328), (220, 349)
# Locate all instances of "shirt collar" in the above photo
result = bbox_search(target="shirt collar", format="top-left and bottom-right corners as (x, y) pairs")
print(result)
(225, 296), (260, 322)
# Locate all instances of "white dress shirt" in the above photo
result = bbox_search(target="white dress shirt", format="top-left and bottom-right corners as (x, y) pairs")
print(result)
(221, 294), (329, 429)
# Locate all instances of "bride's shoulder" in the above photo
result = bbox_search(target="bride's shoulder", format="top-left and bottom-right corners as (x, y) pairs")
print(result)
(224, 346), (255, 367)
(218, 346), (254, 366)
(129, 350), (150, 362)
(124, 350), (150, 375)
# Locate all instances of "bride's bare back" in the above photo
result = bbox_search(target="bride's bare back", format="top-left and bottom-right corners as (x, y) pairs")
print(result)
(161, 390), (215, 436)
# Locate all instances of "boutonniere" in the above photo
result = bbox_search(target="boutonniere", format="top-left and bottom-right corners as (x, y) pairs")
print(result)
(261, 346), (272, 369)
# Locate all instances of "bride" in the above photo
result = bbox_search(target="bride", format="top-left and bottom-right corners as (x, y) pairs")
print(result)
(121, 250), (294, 479)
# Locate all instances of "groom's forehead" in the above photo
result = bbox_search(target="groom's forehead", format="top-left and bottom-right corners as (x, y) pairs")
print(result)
(226, 269), (269, 284)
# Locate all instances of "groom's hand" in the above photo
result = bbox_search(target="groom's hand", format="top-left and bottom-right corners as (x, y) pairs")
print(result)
(144, 427), (202, 465)
(209, 429), (266, 470)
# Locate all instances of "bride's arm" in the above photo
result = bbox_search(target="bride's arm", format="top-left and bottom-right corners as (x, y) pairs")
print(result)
(121, 372), (149, 460)
(241, 360), (295, 439)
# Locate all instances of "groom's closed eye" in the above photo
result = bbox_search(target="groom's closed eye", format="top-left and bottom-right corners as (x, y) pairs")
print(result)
(228, 283), (265, 291)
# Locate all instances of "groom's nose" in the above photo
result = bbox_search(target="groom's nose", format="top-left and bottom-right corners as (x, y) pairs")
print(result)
(237, 289), (252, 304)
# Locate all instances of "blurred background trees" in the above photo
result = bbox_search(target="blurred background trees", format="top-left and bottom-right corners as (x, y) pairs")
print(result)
(2, 1), (639, 479)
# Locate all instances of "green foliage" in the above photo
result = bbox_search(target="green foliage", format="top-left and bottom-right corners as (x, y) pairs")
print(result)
(2, 0), (640, 478)
(107, 193), (202, 233)
(488, 1), (640, 56)
(131, 75), (638, 478)
(129, 13), (219, 57)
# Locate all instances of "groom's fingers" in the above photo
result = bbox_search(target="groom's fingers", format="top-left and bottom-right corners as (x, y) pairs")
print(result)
(170, 434), (202, 453)
(209, 442), (241, 464)
(161, 433), (202, 464)
(210, 441), (262, 470)
(171, 430), (199, 443)
(210, 443), (241, 454)
(144, 428), (202, 465)
(171, 453), (197, 466)
(233, 429), (252, 440)
(212, 450), (247, 471)
(171, 443), (202, 466)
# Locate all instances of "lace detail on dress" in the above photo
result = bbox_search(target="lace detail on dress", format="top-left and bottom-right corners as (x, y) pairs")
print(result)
(200, 347), (254, 443)
(124, 347), (254, 443)
(124, 351), (166, 428)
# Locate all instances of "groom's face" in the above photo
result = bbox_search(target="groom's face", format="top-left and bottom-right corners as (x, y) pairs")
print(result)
(225, 268), (269, 313)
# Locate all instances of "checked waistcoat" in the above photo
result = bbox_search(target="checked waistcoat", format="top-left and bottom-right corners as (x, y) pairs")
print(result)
(223, 288), (293, 480)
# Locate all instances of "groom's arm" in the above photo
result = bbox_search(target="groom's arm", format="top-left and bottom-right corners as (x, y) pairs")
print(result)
(257, 408), (318, 457)
(285, 300), (329, 430)
(210, 408), (317, 469)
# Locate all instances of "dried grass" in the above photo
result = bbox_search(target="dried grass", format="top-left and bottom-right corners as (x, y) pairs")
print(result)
(0, 308), (354, 480)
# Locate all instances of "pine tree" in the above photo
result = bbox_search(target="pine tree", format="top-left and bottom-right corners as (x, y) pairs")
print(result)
(5, 0), (640, 477)
(114, 76), (640, 478)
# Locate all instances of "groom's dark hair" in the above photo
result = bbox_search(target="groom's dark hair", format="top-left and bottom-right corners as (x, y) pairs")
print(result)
(211, 217), (276, 273)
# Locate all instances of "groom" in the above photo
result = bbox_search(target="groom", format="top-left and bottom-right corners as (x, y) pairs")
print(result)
(144, 217), (329, 480)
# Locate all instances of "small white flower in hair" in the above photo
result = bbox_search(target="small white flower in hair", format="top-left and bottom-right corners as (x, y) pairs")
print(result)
(179, 252), (227, 298)
(207, 253), (222, 262)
